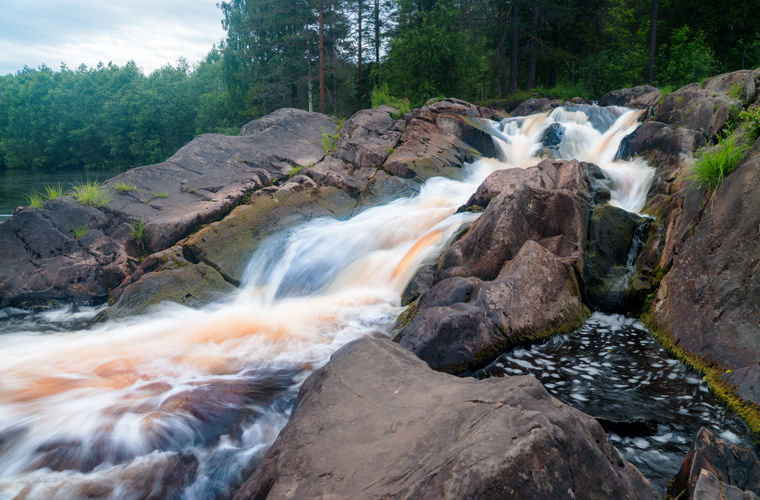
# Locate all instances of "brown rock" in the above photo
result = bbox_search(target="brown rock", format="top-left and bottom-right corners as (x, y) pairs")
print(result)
(667, 427), (760, 500)
(234, 338), (658, 500)
(599, 85), (662, 109)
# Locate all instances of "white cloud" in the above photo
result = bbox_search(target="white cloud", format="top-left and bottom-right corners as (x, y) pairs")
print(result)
(0, 0), (226, 74)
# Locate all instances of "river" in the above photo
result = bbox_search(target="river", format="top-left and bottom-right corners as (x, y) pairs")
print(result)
(0, 105), (751, 498)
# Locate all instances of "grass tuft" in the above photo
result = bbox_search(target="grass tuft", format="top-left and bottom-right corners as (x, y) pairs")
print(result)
(152, 192), (168, 199)
(112, 182), (137, 193)
(320, 127), (339, 155)
(27, 192), (44, 209)
(72, 224), (89, 239)
(689, 131), (749, 190)
(69, 181), (112, 208)
(43, 184), (63, 200)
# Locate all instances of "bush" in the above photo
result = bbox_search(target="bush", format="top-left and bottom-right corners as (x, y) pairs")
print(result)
(659, 26), (716, 88)
(69, 181), (112, 208)
(689, 131), (749, 189)
(371, 84), (411, 119)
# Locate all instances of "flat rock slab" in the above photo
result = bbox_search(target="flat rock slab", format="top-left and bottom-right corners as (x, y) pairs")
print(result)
(234, 338), (657, 500)
(105, 108), (335, 252)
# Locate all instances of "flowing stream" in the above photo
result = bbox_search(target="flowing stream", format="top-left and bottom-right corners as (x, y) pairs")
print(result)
(0, 105), (745, 499)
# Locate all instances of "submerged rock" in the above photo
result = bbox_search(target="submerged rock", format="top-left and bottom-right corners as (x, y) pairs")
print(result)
(667, 427), (760, 500)
(234, 338), (658, 500)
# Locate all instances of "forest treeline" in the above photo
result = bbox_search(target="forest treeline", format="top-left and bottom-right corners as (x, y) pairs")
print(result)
(1, 0), (758, 172)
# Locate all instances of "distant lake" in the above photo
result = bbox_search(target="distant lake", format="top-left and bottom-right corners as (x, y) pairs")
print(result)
(0, 169), (122, 222)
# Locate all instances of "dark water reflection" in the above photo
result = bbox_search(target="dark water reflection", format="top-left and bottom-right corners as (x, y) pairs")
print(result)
(0, 168), (121, 222)
(475, 312), (754, 495)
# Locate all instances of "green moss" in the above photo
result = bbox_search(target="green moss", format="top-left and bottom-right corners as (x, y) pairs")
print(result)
(728, 82), (745, 100)
(641, 313), (760, 438)
(392, 297), (420, 332)
(152, 192), (168, 199)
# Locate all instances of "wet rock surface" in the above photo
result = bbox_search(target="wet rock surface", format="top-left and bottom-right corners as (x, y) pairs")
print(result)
(0, 197), (133, 307)
(668, 427), (760, 500)
(599, 85), (662, 109)
(234, 337), (658, 500)
(652, 137), (760, 406)
(394, 160), (595, 373)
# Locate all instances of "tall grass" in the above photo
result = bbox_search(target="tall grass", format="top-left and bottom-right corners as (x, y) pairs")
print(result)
(69, 181), (112, 208)
(27, 184), (63, 209)
(371, 84), (411, 119)
(689, 131), (749, 189)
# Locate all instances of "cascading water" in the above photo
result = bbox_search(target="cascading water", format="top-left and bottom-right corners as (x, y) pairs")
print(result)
(0, 106), (679, 499)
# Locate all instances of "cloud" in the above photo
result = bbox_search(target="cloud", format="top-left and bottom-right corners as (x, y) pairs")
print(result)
(0, 0), (226, 74)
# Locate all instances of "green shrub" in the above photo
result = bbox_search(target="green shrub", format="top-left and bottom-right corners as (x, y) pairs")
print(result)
(658, 26), (716, 88)
(112, 182), (137, 193)
(728, 82), (745, 100)
(739, 107), (760, 140)
(320, 127), (339, 154)
(72, 224), (89, 239)
(27, 192), (44, 209)
(69, 181), (112, 208)
(371, 84), (411, 119)
(689, 131), (749, 189)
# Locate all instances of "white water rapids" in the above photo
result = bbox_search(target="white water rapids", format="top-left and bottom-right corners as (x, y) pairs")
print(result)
(0, 106), (653, 499)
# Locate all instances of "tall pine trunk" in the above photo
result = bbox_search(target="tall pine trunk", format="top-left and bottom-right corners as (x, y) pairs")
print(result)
(358, 0), (363, 106)
(648, 0), (658, 84)
(498, 6), (507, 95)
(527, 4), (537, 90)
(319, 5), (325, 113)
(509, 2), (519, 93)
(374, 0), (380, 62)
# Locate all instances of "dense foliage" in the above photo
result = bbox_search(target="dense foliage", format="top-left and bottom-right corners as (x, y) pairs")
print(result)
(1, 0), (759, 172)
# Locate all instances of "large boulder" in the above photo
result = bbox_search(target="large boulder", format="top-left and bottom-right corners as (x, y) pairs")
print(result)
(0, 197), (133, 307)
(599, 85), (661, 109)
(106, 108), (335, 253)
(667, 427), (760, 500)
(234, 338), (658, 500)
(393, 160), (596, 373)
(617, 121), (706, 162)
(654, 73), (745, 142)
(652, 136), (760, 408)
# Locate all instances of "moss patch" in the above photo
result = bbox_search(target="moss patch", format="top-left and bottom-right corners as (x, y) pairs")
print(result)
(642, 312), (760, 440)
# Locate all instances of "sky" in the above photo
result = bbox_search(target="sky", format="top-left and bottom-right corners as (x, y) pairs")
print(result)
(0, 0), (227, 75)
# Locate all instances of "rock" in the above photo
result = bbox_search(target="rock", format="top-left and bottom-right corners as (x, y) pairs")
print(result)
(540, 122), (565, 150)
(599, 85), (662, 109)
(235, 338), (657, 500)
(94, 262), (235, 323)
(584, 204), (649, 312)
(652, 136), (760, 407)
(106, 108), (335, 253)
(655, 80), (742, 142)
(393, 160), (599, 373)
(400, 264), (436, 306)
(184, 183), (358, 285)
(0, 197), (132, 308)
(617, 121), (706, 162)
(703, 69), (757, 104)
(439, 159), (591, 282)
(511, 97), (561, 116)
(667, 427), (760, 500)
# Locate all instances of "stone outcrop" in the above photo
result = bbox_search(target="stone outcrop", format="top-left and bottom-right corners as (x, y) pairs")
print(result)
(651, 135), (760, 406)
(667, 427), (760, 500)
(234, 338), (658, 500)
(599, 85), (662, 109)
(0, 197), (133, 307)
(393, 159), (601, 373)
(104, 108), (335, 253)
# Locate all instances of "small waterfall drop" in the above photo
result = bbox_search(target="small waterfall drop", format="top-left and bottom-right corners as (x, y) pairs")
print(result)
(0, 105), (656, 499)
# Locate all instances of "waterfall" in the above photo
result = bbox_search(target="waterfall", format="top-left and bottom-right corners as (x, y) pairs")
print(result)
(0, 106), (654, 499)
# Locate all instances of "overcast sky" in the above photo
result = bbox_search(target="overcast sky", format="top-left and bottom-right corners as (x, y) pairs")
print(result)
(0, 0), (226, 75)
